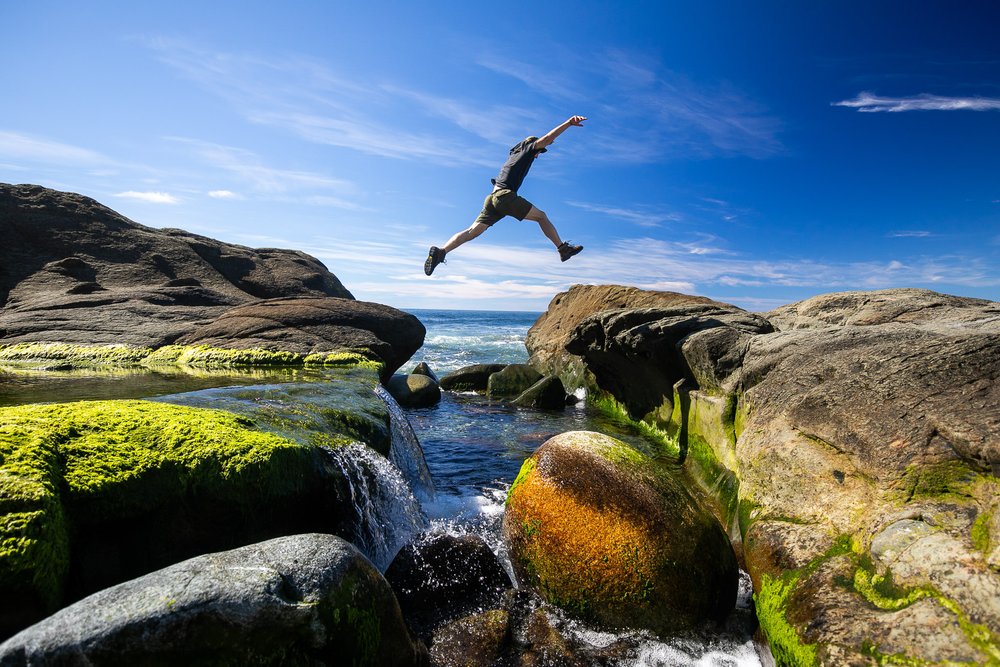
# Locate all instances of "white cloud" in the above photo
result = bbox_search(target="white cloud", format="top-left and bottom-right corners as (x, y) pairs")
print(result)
(114, 190), (180, 204)
(833, 92), (1000, 113)
(207, 189), (240, 199)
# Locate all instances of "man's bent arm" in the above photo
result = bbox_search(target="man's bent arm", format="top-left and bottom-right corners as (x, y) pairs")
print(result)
(535, 115), (586, 150)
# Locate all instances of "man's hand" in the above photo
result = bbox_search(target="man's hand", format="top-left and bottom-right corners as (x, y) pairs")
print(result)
(537, 115), (589, 150)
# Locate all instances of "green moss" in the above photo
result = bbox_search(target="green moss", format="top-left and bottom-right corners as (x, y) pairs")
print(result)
(852, 562), (931, 611)
(344, 605), (381, 667)
(0, 399), (319, 611)
(0, 342), (152, 366)
(589, 391), (679, 457)
(304, 351), (384, 374)
(971, 511), (992, 557)
(0, 342), (384, 372)
(590, 390), (743, 531)
(898, 460), (977, 503)
(755, 571), (819, 667)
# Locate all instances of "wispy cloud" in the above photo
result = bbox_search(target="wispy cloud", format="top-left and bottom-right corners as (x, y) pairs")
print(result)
(0, 130), (113, 166)
(115, 190), (180, 204)
(479, 48), (784, 161)
(168, 137), (363, 208)
(146, 39), (495, 167)
(887, 230), (933, 238)
(833, 92), (1000, 112)
(565, 200), (681, 228)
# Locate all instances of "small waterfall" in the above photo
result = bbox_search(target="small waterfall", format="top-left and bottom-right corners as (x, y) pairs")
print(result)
(325, 442), (429, 572)
(375, 384), (436, 501)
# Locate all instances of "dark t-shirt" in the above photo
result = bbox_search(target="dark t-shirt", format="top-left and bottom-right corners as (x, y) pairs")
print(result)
(491, 138), (542, 193)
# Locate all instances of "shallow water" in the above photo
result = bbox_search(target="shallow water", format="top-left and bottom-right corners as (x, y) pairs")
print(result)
(0, 363), (329, 407)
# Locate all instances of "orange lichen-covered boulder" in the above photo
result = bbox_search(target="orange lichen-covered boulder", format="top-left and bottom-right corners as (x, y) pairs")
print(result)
(503, 431), (737, 635)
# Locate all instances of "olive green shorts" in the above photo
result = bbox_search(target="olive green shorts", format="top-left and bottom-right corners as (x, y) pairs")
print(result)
(473, 189), (533, 227)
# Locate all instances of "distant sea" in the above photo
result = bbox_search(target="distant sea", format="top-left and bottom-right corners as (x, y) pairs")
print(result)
(405, 309), (540, 375)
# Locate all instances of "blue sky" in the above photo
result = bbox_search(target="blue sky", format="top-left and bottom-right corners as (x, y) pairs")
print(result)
(3, 1), (999, 312)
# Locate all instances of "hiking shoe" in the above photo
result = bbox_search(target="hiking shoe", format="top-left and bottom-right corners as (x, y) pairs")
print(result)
(424, 246), (446, 275)
(558, 241), (583, 262)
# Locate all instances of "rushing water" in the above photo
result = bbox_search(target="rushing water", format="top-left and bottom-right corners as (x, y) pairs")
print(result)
(402, 309), (764, 666)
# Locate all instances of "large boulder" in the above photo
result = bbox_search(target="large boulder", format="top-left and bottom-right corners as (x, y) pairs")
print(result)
(503, 431), (738, 635)
(546, 286), (1000, 665)
(525, 285), (720, 391)
(0, 533), (427, 666)
(0, 184), (426, 377)
(563, 301), (773, 422)
(0, 389), (378, 639)
(0, 183), (352, 347)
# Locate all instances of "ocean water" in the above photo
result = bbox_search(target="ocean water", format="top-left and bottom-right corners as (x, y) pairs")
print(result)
(402, 309), (764, 667)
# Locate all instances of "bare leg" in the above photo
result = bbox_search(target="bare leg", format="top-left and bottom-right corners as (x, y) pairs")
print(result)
(524, 206), (563, 248)
(442, 222), (490, 254)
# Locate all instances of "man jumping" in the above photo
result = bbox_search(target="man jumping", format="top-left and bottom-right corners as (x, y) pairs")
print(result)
(424, 115), (587, 276)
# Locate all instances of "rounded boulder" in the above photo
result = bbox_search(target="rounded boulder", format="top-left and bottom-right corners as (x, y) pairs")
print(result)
(503, 431), (737, 634)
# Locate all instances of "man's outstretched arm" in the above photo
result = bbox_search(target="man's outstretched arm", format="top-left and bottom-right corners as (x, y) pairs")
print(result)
(535, 115), (586, 150)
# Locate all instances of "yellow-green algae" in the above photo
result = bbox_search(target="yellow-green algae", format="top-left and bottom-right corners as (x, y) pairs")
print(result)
(0, 399), (327, 615)
(0, 342), (384, 374)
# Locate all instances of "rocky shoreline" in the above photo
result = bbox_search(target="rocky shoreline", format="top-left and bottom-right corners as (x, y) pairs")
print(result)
(1, 184), (998, 665)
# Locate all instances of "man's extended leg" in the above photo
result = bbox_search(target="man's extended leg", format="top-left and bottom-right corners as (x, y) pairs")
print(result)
(424, 222), (491, 275)
(524, 206), (582, 261)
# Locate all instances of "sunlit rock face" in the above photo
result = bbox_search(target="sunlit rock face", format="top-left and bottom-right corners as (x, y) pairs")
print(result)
(535, 284), (1000, 665)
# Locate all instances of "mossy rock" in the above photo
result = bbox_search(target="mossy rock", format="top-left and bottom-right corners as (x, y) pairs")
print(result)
(439, 364), (506, 393)
(486, 364), (543, 399)
(0, 399), (354, 639)
(155, 371), (393, 456)
(503, 431), (737, 635)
